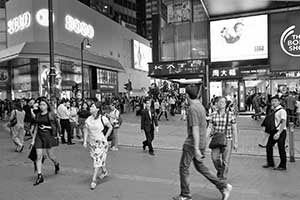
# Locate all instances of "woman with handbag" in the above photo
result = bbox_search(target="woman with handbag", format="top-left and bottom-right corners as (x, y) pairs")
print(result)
(9, 100), (25, 152)
(108, 102), (121, 151)
(30, 98), (60, 186)
(83, 101), (113, 190)
(77, 102), (90, 140)
(207, 96), (238, 180)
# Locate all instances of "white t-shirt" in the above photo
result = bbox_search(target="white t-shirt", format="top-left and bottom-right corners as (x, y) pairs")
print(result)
(85, 115), (109, 142)
(296, 100), (300, 113)
(274, 105), (287, 130)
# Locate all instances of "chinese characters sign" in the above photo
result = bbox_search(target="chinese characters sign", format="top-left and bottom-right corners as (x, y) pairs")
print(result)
(149, 59), (206, 77)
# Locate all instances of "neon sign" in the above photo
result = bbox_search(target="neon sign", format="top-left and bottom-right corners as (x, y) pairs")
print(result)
(36, 9), (55, 27)
(65, 15), (94, 39)
(7, 11), (31, 35)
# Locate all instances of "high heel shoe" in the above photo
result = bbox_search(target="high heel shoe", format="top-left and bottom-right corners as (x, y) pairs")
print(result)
(33, 174), (44, 186)
(55, 163), (60, 174)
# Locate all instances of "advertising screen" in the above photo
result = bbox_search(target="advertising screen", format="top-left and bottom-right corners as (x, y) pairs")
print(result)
(133, 40), (152, 72)
(167, 1), (191, 23)
(210, 15), (268, 62)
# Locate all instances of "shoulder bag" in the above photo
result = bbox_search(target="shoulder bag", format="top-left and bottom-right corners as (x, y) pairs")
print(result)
(209, 112), (229, 149)
(8, 110), (17, 128)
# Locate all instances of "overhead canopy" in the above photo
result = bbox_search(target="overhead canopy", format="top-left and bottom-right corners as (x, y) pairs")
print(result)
(201, 0), (300, 18)
(0, 42), (125, 72)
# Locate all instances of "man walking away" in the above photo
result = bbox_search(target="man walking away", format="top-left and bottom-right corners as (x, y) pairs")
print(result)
(173, 84), (232, 200)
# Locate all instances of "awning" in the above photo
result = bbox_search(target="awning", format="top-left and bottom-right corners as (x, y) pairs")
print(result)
(0, 42), (125, 72)
(0, 42), (26, 62)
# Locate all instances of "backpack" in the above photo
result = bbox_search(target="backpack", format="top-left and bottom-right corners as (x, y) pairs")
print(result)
(261, 108), (282, 134)
(100, 115), (113, 141)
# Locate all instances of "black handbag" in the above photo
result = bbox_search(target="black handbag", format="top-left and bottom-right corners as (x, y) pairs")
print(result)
(209, 112), (229, 149)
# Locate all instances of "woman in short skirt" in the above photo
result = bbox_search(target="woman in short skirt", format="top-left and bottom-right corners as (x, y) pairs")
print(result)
(83, 101), (112, 190)
(31, 98), (60, 186)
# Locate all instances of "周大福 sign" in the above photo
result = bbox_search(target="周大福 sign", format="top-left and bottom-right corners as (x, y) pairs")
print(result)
(7, 11), (31, 35)
(65, 15), (94, 39)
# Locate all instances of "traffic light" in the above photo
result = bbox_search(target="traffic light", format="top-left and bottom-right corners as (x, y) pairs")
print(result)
(124, 80), (132, 91)
(128, 80), (132, 91)
(72, 83), (79, 94)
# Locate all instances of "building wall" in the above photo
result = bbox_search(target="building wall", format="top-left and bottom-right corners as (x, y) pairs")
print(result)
(6, 0), (151, 93)
(0, 8), (6, 50)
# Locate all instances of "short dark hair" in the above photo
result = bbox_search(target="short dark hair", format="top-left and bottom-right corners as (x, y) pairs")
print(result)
(185, 84), (200, 100)
(271, 95), (280, 101)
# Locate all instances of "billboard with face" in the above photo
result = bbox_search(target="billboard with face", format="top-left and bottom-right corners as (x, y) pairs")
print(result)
(210, 15), (268, 62)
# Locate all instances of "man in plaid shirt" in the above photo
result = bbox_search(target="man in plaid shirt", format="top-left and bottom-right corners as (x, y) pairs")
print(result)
(207, 96), (238, 180)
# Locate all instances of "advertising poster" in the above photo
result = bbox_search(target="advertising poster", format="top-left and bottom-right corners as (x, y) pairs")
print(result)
(270, 11), (300, 71)
(167, 1), (191, 23)
(210, 15), (268, 62)
(133, 40), (152, 72)
(39, 63), (62, 97)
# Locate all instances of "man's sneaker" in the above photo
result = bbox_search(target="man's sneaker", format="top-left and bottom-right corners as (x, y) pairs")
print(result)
(172, 195), (192, 200)
(99, 170), (108, 179)
(222, 184), (232, 200)
(111, 146), (119, 151)
(90, 181), (96, 190)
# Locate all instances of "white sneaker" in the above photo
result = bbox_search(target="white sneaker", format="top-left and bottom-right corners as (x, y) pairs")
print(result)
(172, 195), (192, 200)
(111, 146), (119, 151)
(99, 170), (108, 179)
(90, 181), (96, 190)
(222, 184), (232, 200)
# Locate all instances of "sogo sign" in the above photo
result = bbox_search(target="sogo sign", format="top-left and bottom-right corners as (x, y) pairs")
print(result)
(7, 11), (31, 35)
(7, 10), (95, 39)
(65, 15), (94, 39)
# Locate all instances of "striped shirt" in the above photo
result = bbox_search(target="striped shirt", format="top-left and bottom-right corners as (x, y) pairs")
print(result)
(209, 111), (236, 140)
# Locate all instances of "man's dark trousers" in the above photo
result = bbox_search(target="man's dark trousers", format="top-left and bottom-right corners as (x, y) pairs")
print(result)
(60, 119), (72, 143)
(143, 126), (154, 153)
(266, 130), (287, 168)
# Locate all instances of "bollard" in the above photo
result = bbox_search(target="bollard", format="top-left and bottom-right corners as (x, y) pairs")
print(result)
(289, 122), (295, 162)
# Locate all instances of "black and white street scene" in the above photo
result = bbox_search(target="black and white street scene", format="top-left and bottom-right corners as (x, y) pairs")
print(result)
(1, 0), (300, 200)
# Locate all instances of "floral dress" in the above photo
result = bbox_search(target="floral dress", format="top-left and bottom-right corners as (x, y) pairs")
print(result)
(85, 115), (109, 168)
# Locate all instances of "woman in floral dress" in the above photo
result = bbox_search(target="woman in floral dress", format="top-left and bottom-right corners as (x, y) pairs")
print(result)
(83, 101), (113, 190)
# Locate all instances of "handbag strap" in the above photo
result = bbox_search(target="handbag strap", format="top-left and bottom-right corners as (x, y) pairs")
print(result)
(224, 111), (229, 135)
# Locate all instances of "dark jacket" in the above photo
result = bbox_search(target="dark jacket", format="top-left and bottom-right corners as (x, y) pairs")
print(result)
(141, 108), (158, 132)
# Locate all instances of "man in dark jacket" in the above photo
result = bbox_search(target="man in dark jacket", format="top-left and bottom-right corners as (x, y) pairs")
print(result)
(141, 98), (159, 156)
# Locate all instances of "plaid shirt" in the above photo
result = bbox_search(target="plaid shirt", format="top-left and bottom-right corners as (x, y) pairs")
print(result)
(209, 111), (236, 140)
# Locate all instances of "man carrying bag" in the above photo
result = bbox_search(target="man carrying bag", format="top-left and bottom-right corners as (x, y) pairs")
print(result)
(207, 96), (238, 180)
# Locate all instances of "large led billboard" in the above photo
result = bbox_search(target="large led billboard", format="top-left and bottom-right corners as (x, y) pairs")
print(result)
(210, 15), (268, 62)
(133, 40), (152, 72)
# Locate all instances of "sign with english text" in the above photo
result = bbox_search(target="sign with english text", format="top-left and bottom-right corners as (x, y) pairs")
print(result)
(270, 11), (300, 71)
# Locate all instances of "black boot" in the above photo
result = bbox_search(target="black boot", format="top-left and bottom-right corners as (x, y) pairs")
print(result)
(33, 174), (44, 186)
(55, 162), (60, 174)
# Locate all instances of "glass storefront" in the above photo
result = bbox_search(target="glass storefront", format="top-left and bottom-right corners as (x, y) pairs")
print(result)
(160, 0), (209, 61)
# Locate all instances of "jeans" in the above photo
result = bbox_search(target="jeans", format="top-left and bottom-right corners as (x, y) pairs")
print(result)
(211, 140), (233, 180)
(266, 130), (287, 168)
(179, 144), (227, 198)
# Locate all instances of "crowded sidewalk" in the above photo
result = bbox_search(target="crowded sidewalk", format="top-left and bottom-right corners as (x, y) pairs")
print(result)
(0, 113), (300, 200)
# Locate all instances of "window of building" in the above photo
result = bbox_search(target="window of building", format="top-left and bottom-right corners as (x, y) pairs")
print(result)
(97, 69), (117, 85)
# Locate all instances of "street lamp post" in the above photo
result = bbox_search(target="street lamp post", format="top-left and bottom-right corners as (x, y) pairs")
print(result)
(80, 38), (91, 99)
(48, 0), (56, 97)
